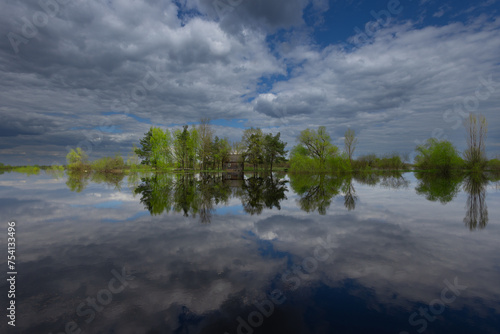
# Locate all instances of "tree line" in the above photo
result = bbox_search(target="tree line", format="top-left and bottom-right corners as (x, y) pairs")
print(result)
(64, 113), (499, 174)
(133, 119), (287, 171)
(289, 113), (499, 173)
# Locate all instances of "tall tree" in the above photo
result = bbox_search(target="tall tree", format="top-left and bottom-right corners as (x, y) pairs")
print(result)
(135, 128), (154, 165)
(242, 127), (263, 145)
(464, 113), (488, 169)
(173, 125), (190, 169)
(297, 126), (336, 169)
(150, 127), (172, 168)
(219, 137), (231, 170)
(198, 118), (214, 170)
(243, 128), (264, 170)
(263, 132), (287, 171)
(245, 133), (264, 170)
(188, 127), (199, 169)
(344, 128), (358, 163)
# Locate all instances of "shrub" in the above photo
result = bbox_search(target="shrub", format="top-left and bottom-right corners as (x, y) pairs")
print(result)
(352, 154), (377, 170)
(91, 154), (126, 172)
(66, 148), (90, 171)
(375, 153), (405, 170)
(414, 138), (464, 173)
(326, 152), (351, 172)
(486, 159), (500, 171)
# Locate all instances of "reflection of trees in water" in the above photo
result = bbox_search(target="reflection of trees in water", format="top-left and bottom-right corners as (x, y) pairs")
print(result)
(342, 178), (357, 211)
(133, 173), (288, 221)
(240, 175), (288, 215)
(463, 173), (489, 231)
(379, 174), (410, 189)
(414, 172), (463, 204)
(66, 170), (126, 192)
(134, 173), (229, 222)
(66, 171), (90, 193)
(414, 172), (492, 231)
(353, 171), (409, 189)
(289, 174), (345, 215)
(289, 172), (409, 214)
(135, 173), (175, 216)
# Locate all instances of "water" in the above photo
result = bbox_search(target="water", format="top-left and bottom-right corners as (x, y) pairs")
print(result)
(1, 170), (500, 334)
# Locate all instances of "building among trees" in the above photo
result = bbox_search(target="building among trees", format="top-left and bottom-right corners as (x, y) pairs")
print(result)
(224, 154), (244, 173)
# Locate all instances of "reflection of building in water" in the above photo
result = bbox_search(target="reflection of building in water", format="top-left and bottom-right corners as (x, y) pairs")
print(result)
(224, 178), (244, 188)
(224, 154), (244, 173)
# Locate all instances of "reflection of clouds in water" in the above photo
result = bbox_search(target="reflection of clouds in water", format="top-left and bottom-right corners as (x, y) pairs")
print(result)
(0, 172), (500, 332)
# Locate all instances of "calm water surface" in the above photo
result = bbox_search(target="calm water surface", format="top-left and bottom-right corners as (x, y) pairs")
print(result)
(1, 171), (500, 334)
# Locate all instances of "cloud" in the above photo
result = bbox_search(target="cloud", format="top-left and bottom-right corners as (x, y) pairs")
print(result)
(0, 0), (499, 164)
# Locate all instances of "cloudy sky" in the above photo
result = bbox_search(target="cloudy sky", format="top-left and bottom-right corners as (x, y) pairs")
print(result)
(1, 0), (499, 165)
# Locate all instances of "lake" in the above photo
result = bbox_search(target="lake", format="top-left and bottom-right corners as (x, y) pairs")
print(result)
(1, 170), (500, 334)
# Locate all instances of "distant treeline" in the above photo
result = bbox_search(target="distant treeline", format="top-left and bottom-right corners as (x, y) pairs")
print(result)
(290, 114), (499, 173)
(6, 114), (498, 175)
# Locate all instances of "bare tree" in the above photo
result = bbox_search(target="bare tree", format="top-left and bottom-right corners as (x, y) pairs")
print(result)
(344, 128), (358, 163)
(463, 114), (488, 168)
(198, 118), (214, 170)
(232, 141), (245, 154)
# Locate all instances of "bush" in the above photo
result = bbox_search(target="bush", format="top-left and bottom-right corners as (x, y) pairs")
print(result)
(326, 152), (351, 172)
(91, 154), (126, 172)
(414, 138), (464, 173)
(352, 154), (377, 170)
(375, 153), (405, 170)
(486, 159), (500, 171)
(66, 148), (90, 171)
(12, 166), (41, 175)
(352, 153), (405, 170)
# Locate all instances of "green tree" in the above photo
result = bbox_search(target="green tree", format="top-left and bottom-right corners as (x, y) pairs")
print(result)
(263, 132), (287, 171)
(242, 128), (264, 170)
(135, 128), (154, 165)
(188, 127), (199, 169)
(295, 126), (337, 170)
(173, 125), (190, 169)
(66, 148), (89, 170)
(212, 136), (231, 170)
(150, 127), (172, 168)
(245, 133), (264, 170)
(414, 138), (463, 173)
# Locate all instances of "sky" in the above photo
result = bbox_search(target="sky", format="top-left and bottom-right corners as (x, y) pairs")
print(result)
(1, 0), (499, 165)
